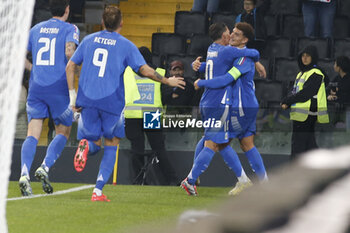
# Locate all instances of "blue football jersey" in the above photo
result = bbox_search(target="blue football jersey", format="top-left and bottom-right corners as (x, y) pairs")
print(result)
(231, 56), (259, 117)
(200, 43), (259, 108)
(71, 30), (146, 115)
(28, 18), (79, 94)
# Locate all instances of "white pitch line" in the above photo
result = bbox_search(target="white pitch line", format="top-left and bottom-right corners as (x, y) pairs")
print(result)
(7, 184), (95, 201)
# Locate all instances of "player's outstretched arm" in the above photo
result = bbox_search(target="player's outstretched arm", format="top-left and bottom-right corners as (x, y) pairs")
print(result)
(228, 46), (260, 62)
(66, 60), (78, 109)
(255, 61), (266, 78)
(138, 64), (186, 89)
(196, 66), (242, 89)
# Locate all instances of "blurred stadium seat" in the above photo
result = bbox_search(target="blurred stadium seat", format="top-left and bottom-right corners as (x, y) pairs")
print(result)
(254, 80), (284, 105)
(318, 58), (336, 80)
(296, 37), (330, 58)
(175, 11), (209, 37)
(273, 57), (299, 84)
(281, 14), (304, 38)
(210, 12), (237, 32)
(333, 38), (350, 59)
(152, 54), (162, 68)
(151, 33), (187, 55)
(264, 14), (280, 37)
(261, 37), (293, 58)
(338, 0), (350, 17)
(232, 0), (244, 15)
(268, 0), (301, 15)
(333, 16), (350, 39)
(187, 34), (212, 58)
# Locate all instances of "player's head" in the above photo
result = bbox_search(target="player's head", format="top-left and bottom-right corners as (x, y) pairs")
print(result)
(243, 0), (257, 13)
(334, 56), (350, 73)
(102, 6), (122, 32)
(49, 0), (70, 18)
(230, 22), (254, 47)
(209, 22), (230, 45)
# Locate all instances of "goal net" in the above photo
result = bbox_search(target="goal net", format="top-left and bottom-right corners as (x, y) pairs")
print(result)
(0, 1), (35, 232)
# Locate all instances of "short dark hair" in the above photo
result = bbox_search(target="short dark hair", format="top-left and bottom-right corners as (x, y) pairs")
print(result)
(336, 56), (350, 73)
(209, 22), (228, 41)
(103, 6), (122, 31)
(234, 22), (255, 42)
(49, 0), (69, 17)
(139, 46), (152, 65)
(245, 0), (257, 5)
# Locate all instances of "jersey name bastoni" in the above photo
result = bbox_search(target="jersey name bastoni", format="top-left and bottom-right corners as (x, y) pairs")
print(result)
(40, 27), (59, 34)
(163, 118), (222, 128)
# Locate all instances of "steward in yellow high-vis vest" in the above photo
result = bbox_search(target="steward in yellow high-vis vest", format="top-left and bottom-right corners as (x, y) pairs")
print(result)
(124, 67), (165, 118)
(281, 45), (329, 159)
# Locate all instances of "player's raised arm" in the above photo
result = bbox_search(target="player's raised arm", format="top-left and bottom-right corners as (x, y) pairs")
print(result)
(138, 64), (186, 89)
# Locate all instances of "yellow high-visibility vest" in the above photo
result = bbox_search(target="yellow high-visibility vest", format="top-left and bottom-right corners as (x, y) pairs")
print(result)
(124, 67), (165, 119)
(290, 68), (329, 123)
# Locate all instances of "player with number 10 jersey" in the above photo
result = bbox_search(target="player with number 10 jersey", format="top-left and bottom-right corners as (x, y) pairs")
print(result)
(199, 41), (259, 144)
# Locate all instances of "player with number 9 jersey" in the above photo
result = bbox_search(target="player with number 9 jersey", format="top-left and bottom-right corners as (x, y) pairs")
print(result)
(67, 6), (185, 201)
(70, 30), (145, 116)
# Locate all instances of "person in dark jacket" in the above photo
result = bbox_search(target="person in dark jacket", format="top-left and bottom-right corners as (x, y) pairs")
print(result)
(235, 0), (270, 52)
(327, 56), (350, 129)
(281, 45), (329, 159)
(327, 56), (350, 105)
(161, 60), (195, 115)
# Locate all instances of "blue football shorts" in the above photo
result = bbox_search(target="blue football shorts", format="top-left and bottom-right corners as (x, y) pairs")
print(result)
(26, 91), (73, 126)
(201, 104), (230, 144)
(229, 107), (258, 140)
(77, 107), (125, 141)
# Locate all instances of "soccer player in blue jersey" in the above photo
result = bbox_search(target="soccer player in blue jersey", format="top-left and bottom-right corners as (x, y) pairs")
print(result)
(194, 22), (268, 195)
(66, 6), (185, 202)
(19, 0), (79, 196)
(180, 22), (261, 196)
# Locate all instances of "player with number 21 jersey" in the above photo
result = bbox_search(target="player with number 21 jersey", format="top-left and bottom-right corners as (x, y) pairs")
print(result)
(28, 18), (79, 95)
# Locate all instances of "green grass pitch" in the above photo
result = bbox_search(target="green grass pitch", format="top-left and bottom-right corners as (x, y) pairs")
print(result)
(7, 182), (232, 233)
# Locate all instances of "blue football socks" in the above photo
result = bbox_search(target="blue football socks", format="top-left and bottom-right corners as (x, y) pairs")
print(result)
(245, 147), (268, 181)
(43, 134), (67, 170)
(220, 145), (250, 183)
(219, 146), (243, 177)
(21, 136), (38, 178)
(187, 147), (215, 185)
(88, 140), (101, 156)
(95, 145), (117, 190)
(193, 137), (205, 162)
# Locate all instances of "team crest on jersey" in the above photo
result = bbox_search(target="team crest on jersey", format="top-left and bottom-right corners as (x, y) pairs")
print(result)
(143, 110), (161, 129)
(238, 57), (246, 65)
(73, 33), (79, 41)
